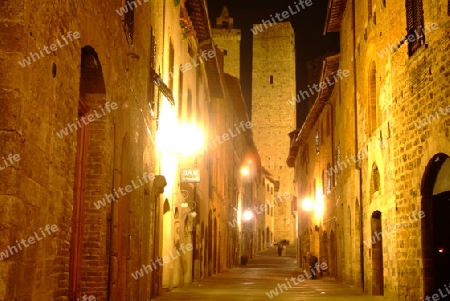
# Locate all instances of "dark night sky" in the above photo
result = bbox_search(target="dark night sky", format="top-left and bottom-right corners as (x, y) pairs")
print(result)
(207, 0), (340, 127)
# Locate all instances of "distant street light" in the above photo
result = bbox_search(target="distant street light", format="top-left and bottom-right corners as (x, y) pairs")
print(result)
(241, 166), (250, 176)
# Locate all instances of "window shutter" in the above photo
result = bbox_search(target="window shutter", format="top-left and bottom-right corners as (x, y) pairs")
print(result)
(414, 0), (424, 30)
(405, 0), (424, 56)
(124, 2), (134, 46)
(405, 0), (414, 32)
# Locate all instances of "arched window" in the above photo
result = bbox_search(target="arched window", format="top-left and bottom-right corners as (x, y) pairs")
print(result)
(327, 163), (332, 193)
(123, 0), (135, 46)
(371, 163), (381, 194)
(368, 61), (378, 134)
(335, 143), (341, 186)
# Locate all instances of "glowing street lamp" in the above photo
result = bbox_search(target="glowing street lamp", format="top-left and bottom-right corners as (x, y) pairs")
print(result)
(302, 198), (314, 212)
(157, 122), (204, 155)
(178, 123), (204, 156)
(241, 166), (250, 176)
(243, 210), (254, 221)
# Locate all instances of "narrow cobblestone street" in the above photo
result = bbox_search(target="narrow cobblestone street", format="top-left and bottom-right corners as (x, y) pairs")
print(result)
(155, 246), (384, 301)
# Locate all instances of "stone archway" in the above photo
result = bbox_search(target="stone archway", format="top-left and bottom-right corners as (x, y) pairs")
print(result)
(69, 45), (107, 301)
(329, 230), (336, 278)
(421, 153), (450, 295)
(371, 210), (384, 295)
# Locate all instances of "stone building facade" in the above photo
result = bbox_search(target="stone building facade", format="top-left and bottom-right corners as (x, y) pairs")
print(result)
(288, 0), (450, 300)
(0, 0), (265, 300)
(211, 7), (241, 80)
(252, 22), (297, 244)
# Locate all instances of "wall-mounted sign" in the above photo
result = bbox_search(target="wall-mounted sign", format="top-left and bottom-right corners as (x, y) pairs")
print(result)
(180, 168), (200, 183)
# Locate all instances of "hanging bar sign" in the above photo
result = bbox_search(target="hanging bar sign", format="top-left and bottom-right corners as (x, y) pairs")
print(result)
(180, 168), (200, 183)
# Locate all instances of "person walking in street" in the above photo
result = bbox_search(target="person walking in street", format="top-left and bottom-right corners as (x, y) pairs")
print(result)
(277, 241), (283, 256)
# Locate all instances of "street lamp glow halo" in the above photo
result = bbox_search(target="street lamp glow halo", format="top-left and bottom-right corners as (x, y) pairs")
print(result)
(241, 166), (250, 176)
(302, 198), (314, 212)
(157, 122), (204, 155)
(243, 210), (253, 221)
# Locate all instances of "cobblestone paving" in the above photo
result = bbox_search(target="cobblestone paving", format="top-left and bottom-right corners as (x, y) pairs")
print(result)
(155, 246), (385, 301)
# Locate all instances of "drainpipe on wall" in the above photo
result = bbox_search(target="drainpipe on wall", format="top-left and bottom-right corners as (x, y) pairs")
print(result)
(351, 0), (365, 292)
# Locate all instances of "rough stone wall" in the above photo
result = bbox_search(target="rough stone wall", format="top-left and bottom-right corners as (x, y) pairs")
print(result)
(334, 3), (363, 288)
(312, 0), (450, 298)
(387, 3), (450, 300)
(0, 0), (175, 299)
(211, 29), (241, 80)
(252, 22), (296, 243)
(341, 0), (450, 298)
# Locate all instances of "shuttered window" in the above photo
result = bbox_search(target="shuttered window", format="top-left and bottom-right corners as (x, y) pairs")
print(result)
(149, 28), (157, 112)
(368, 61), (378, 134)
(168, 40), (174, 91)
(124, 1), (135, 47)
(405, 0), (425, 56)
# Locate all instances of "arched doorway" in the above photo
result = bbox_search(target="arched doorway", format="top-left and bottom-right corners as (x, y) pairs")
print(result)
(262, 230), (265, 250)
(329, 230), (336, 277)
(421, 153), (450, 295)
(200, 222), (205, 279)
(204, 225), (209, 276)
(208, 210), (213, 276)
(213, 218), (217, 274)
(69, 46), (107, 300)
(371, 210), (384, 295)
(322, 231), (328, 277)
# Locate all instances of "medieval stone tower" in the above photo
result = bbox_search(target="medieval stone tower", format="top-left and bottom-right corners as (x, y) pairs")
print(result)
(211, 7), (241, 79)
(252, 22), (297, 243)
